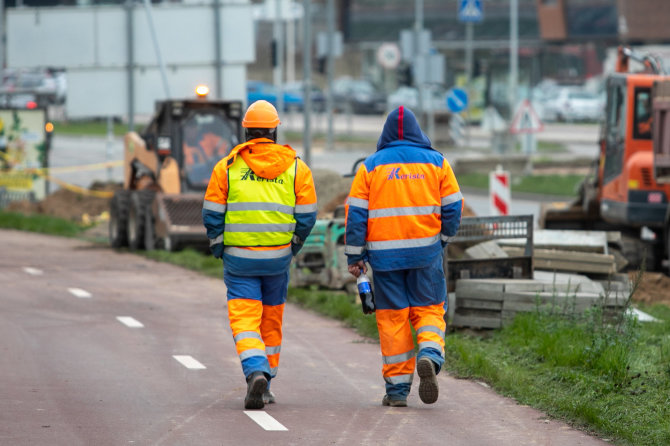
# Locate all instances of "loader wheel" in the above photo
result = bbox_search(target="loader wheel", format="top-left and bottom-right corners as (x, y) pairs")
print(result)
(144, 205), (158, 250)
(128, 190), (156, 251)
(109, 190), (130, 248)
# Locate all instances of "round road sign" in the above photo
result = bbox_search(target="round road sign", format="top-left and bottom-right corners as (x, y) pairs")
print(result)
(446, 87), (469, 113)
(377, 43), (401, 70)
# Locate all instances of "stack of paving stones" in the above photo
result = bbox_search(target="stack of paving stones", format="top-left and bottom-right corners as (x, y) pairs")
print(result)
(452, 276), (631, 329)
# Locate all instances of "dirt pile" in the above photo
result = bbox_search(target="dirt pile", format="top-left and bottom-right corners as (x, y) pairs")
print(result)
(6, 182), (118, 222)
(630, 271), (670, 307)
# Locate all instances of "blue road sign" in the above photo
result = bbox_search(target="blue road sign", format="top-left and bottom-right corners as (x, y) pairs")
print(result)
(446, 88), (468, 113)
(458, 0), (483, 23)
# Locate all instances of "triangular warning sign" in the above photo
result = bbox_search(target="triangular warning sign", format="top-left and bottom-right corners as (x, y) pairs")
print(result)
(461, 1), (481, 19)
(510, 99), (544, 134)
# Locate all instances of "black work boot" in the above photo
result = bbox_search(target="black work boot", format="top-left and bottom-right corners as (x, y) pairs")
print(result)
(244, 372), (268, 410)
(417, 357), (439, 404)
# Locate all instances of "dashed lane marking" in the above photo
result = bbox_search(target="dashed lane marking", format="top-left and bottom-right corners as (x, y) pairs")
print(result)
(172, 355), (206, 370)
(68, 288), (92, 299)
(23, 267), (43, 275)
(116, 316), (144, 328)
(244, 411), (288, 431)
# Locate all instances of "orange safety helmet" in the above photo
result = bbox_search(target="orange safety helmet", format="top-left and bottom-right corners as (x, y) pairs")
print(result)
(242, 100), (281, 128)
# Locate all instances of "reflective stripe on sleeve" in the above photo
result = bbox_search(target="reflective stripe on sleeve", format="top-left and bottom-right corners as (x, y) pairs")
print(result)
(418, 341), (444, 352)
(344, 245), (365, 255)
(224, 246), (292, 259)
(368, 205), (440, 219)
(348, 197), (369, 209)
(382, 349), (415, 365)
(441, 191), (463, 205)
(441, 234), (453, 243)
(384, 374), (414, 385)
(416, 325), (446, 338)
(367, 234), (440, 251)
(239, 348), (267, 361)
(209, 235), (223, 246)
(265, 345), (281, 355)
(294, 203), (318, 213)
(225, 223), (296, 232)
(203, 200), (226, 213)
(233, 331), (263, 343)
(227, 202), (294, 214)
(270, 366), (278, 377)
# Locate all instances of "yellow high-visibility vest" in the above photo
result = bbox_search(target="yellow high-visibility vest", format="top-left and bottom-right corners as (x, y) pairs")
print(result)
(224, 155), (297, 247)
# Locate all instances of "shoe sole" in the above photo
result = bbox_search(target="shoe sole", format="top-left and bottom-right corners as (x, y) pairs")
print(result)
(417, 358), (439, 404)
(382, 398), (407, 407)
(244, 375), (267, 410)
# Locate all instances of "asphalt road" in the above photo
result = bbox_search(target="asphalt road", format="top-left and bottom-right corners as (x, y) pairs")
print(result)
(1, 229), (610, 445)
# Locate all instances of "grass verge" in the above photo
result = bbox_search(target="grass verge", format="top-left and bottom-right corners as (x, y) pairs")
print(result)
(2, 212), (669, 445)
(457, 172), (584, 197)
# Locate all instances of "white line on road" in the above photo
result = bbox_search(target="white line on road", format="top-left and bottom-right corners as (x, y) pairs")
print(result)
(68, 288), (92, 298)
(172, 355), (206, 370)
(116, 316), (144, 328)
(244, 411), (288, 431)
(23, 267), (43, 275)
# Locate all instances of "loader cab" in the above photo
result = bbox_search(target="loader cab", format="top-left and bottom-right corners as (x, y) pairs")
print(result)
(142, 99), (243, 193)
(599, 73), (669, 228)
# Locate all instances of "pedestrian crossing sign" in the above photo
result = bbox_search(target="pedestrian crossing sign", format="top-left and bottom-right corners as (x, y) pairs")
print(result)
(458, 0), (483, 23)
(510, 100), (544, 134)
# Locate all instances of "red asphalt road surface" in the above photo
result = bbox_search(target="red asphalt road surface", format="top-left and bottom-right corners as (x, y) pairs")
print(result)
(0, 230), (609, 446)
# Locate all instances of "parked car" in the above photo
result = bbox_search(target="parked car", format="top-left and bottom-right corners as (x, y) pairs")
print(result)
(540, 87), (603, 123)
(0, 68), (66, 106)
(246, 80), (303, 111)
(283, 81), (326, 112)
(386, 86), (447, 113)
(330, 77), (386, 115)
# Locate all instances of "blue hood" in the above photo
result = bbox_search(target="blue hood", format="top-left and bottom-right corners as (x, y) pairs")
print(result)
(376, 106), (432, 151)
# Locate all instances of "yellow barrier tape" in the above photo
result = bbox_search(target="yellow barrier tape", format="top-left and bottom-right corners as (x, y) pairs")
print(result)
(41, 160), (123, 174)
(0, 172), (33, 189)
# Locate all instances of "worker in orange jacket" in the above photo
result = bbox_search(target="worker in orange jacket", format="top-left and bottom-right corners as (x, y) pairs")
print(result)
(202, 100), (317, 410)
(345, 106), (462, 407)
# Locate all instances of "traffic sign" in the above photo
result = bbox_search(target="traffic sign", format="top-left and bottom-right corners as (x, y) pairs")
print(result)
(489, 167), (510, 216)
(510, 99), (544, 134)
(458, 0), (483, 23)
(446, 88), (468, 113)
(377, 42), (401, 70)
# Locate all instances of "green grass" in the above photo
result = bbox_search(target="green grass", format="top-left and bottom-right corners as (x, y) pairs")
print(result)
(0, 210), (87, 237)
(51, 120), (144, 137)
(457, 172), (584, 197)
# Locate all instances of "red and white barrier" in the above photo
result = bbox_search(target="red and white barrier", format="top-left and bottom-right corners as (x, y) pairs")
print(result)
(489, 167), (510, 216)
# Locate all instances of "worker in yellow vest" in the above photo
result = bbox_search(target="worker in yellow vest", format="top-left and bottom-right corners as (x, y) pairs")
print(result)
(202, 100), (317, 410)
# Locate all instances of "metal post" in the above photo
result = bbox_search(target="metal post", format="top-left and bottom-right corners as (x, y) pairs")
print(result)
(126, 0), (135, 132)
(325, 0), (334, 152)
(465, 21), (473, 148)
(414, 0), (424, 126)
(286, 18), (295, 84)
(509, 0), (518, 120)
(0, 0), (4, 73)
(143, 0), (171, 98)
(302, 0), (311, 166)
(274, 0), (284, 140)
(106, 116), (114, 183)
(213, 0), (222, 99)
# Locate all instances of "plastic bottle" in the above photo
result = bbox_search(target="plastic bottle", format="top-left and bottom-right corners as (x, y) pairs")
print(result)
(357, 273), (376, 314)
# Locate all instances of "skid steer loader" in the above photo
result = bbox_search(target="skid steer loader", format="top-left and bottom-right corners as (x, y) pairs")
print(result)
(108, 87), (243, 251)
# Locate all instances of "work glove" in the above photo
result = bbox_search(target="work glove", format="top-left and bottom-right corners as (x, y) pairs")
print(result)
(210, 243), (224, 259)
(291, 235), (303, 256)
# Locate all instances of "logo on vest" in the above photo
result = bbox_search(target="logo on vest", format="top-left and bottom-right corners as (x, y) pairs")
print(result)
(240, 168), (284, 184)
(386, 167), (425, 181)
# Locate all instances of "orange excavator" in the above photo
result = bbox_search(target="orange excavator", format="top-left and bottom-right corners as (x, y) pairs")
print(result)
(540, 46), (670, 271)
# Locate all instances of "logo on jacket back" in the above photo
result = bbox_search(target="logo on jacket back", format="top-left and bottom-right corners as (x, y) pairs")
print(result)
(240, 168), (284, 184)
(386, 167), (425, 181)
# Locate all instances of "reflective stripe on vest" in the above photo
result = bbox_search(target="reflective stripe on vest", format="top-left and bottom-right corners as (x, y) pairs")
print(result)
(224, 155), (297, 247)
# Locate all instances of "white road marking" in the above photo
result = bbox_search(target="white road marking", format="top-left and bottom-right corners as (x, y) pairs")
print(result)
(172, 355), (206, 369)
(244, 411), (288, 431)
(68, 288), (92, 298)
(116, 316), (144, 328)
(23, 267), (43, 275)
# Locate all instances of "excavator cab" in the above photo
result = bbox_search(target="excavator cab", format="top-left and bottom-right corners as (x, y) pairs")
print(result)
(541, 47), (670, 270)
